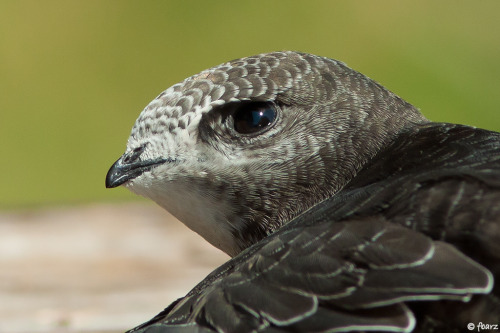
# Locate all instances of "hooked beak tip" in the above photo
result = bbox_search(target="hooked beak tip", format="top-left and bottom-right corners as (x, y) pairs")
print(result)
(105, 154), (168, 189)
(105, 157), (126, 188)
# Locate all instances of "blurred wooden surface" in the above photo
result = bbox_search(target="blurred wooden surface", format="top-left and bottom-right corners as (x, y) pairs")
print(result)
(0, 203), (228, 332)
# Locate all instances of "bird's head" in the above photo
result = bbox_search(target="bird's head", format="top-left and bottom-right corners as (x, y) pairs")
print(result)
(106, 51), (427, 256)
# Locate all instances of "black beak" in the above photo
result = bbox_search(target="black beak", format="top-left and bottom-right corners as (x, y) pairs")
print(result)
(105, 147), (167, 188)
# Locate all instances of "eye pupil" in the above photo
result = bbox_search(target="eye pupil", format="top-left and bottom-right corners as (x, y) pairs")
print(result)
(233, 102), (277, 134)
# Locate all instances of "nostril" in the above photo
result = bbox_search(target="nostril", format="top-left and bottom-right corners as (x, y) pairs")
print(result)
(123, 155), (132, 163)
(124, 144), (147, 164)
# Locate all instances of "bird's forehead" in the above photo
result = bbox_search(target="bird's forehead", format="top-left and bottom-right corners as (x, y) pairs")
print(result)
(127, 51), (336, 150)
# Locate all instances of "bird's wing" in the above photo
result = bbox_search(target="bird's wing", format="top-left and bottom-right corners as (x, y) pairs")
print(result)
(128, 124), (499, 333)
(129, 217), (491, 333)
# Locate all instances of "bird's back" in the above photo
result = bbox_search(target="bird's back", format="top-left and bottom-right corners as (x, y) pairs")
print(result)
(313, 122), (500, 332)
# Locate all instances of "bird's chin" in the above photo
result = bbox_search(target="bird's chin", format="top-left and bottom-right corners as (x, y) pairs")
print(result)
(125, 176), (242, 256)
(125, 176), (176, 212)
(124, 177), (153, 199)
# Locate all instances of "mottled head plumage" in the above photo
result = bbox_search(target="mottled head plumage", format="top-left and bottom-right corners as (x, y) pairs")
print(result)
(111, 51), (428, 256)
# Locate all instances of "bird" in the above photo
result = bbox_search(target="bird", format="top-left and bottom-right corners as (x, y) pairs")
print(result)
(105, 51), (500, 333)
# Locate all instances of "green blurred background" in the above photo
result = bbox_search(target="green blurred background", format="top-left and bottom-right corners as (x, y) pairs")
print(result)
(1, 1), (499, 208)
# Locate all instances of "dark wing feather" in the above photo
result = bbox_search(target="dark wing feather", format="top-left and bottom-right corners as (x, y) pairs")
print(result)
(129, 221), (491, 333)
(129, 124), (500, 333)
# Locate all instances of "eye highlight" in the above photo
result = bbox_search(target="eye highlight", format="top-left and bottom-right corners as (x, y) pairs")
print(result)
(232, 102), (277, 134)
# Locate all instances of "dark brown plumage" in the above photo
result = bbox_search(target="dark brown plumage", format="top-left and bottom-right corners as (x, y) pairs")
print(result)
(106, 52), (500, 332)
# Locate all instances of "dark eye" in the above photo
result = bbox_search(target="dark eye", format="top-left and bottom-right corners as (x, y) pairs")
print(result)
(232, 102), (277, 134)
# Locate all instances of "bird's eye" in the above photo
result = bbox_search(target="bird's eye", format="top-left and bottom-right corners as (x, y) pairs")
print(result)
(232, 102), (277, 134)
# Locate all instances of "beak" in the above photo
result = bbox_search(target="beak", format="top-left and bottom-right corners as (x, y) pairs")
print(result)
(105, 148), (167, 188)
